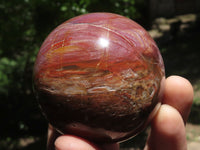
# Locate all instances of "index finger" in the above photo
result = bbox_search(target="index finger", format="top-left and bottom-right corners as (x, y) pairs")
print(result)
(162, 75), (193, 123)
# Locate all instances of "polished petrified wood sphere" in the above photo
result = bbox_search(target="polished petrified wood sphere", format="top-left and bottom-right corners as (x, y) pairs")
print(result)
(33, 13), (165, 143)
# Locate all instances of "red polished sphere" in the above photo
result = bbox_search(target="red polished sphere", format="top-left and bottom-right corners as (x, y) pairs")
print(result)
(33, 13), (165, 143)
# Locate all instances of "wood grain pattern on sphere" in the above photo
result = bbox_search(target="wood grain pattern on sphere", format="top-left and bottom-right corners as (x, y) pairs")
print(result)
(33, 13), (165, 143)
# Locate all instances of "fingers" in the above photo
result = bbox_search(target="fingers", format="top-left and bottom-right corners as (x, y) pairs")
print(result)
(47, 126), (98, 150)
(145, 76), (193, 150)
(54, 135), (119, 150)
(47, 125), (119, 150)
(162, 76), (193, 123)
(145, 105), (187, 150)
(55, 135), (98, 150)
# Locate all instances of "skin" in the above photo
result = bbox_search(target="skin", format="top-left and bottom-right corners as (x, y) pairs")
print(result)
(47, 75), (193, 150)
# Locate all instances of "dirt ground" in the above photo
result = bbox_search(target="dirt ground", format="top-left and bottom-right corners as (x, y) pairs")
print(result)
(186, 123), (200, 150)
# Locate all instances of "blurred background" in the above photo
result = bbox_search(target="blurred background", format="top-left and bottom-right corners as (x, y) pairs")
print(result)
(0, 0), (200, 149)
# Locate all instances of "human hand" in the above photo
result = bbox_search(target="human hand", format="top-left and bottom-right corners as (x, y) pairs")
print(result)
(47, 75), (193, 150)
